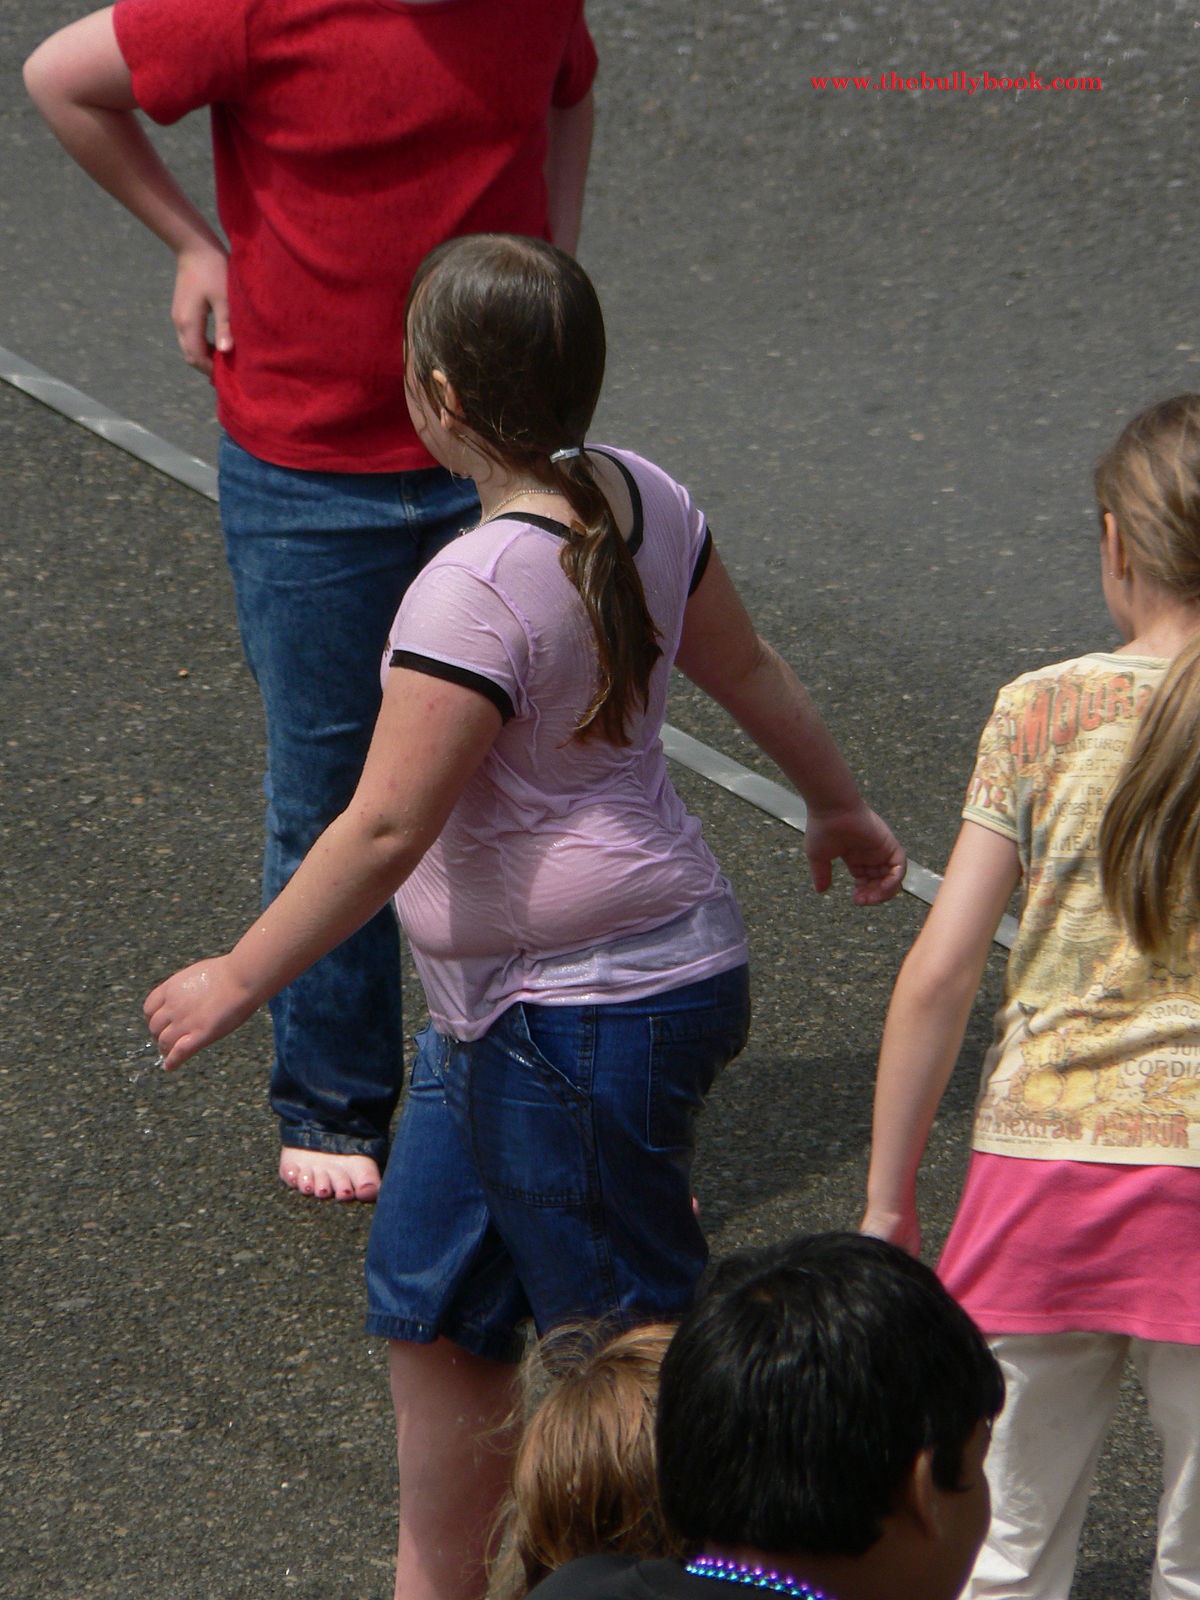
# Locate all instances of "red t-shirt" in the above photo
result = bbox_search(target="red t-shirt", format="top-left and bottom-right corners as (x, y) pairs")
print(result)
(114, 0), (598, 472)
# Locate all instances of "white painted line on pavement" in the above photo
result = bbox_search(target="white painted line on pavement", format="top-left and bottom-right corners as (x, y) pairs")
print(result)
(661, 727), (1016, 948)
(1, 346), (218, 500)
(1, 349), (1015, 950)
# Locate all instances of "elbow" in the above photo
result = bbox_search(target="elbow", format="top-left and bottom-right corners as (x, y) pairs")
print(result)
(898, 936), (984, 1017)
(23, 46), (50, 106)
(687, 632), (771, 708)
(348, 807), (433, 890)
(367, 826), (424, 890)
(23, 40), (74, 115)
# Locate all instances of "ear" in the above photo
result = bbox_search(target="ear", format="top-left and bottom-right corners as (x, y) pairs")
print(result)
(431, 369), (463, 428)
(1102, 510), (1130, 580)
(900, 1447), (942, 1540)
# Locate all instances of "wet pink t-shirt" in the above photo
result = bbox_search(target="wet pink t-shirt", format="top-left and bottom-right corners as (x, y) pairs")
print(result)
(383, 448), (747, 1039)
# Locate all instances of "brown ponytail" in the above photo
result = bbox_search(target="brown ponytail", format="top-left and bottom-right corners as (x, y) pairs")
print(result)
(546, 451), (661, 743)
(406, 234), (660, 745)
(1095, 394), (1200, 953)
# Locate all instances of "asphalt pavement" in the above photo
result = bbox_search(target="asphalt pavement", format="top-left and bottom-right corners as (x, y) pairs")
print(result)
(1, 0), (1187, 1595)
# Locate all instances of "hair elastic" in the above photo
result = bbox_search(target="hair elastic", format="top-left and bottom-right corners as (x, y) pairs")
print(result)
(550, 445), (585, 462)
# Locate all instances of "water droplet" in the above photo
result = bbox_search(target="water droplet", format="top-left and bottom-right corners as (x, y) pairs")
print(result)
(123, 1037), (162, 1083)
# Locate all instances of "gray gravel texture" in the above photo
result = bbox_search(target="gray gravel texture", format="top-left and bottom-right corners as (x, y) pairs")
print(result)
(1, 0), (1185, 1594)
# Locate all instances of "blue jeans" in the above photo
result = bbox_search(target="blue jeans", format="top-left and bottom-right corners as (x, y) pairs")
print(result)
(218, 436), (480, 1165)
(364, 966), (752, 1361)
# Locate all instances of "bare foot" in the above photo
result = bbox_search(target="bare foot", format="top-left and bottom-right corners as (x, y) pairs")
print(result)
(279, 1146), (381, 1202)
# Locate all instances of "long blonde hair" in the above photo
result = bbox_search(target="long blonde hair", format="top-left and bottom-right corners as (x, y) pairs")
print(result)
(487, 1322), (684, 1600)
(1096, 393), (1200, 953)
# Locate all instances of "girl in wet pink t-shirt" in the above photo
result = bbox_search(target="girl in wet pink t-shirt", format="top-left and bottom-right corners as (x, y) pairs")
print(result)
(146, 234), (905, 1598)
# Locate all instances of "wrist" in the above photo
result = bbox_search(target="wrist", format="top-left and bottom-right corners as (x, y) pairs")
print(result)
(806, 793), (869, 826)
(221, 944), (273, 1015)
(175, 233), (223, 262)
(864, 1172), (916, 1218)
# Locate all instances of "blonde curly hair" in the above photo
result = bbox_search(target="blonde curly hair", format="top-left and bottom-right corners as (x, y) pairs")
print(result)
(487, 1321), (686, 1599)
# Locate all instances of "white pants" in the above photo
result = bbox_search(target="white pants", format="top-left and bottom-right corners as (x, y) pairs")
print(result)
(966, 1333), (1200, 1600)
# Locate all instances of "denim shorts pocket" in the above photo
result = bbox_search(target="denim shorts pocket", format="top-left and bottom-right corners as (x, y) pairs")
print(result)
(459, 1005), (596, 1208)
(646, 982), (751, 1152)
(408, 1021), (449, 1094)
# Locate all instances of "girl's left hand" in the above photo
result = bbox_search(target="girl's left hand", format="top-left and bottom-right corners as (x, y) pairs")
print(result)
(860, 1202), (921, 1257)
(144, 955), (258, 1072)
(805, 804), (907, 905)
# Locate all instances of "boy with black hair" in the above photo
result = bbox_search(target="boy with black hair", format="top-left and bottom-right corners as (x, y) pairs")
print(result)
(530, 1232), (1004, 1600)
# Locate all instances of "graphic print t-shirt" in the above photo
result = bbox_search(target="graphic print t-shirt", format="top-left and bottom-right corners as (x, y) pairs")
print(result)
(962, 652), (1200, 1166)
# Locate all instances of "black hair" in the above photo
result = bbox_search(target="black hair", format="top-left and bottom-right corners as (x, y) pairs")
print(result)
(405, 233), (661, 744)
(656, 1232), (1004, 1557)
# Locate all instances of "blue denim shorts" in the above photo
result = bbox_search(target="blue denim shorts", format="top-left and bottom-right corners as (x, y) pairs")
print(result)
(364, 966), (751, 1361)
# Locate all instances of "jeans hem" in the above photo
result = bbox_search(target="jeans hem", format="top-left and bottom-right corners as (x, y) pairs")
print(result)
(363, 1314), (526, 1364)
(277, 1125), (389, 1167)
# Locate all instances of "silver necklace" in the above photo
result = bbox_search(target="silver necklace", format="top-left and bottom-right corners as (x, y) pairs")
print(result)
(483, 486), (563, 522)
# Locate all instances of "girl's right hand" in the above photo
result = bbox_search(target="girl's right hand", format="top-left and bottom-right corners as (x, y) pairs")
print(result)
(804, 802), (906, 905)
(860, 1203), (921, 1257)
(144, 954), (258, 1072)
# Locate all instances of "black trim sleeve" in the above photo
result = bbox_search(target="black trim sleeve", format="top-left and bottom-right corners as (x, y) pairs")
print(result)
(389, 650), (515, 722)
(688, 526), (714, 595)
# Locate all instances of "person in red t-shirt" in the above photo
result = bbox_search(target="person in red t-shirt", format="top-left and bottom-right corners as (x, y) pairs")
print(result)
(24, 0), (596, 1206)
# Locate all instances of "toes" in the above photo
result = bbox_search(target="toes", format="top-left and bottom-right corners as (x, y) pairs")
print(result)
(279, 1147), (321, 1196)
(330, 1171), (356, 1203)
(340, 1156), (381, 1202)
(278, 1148), (380, 1202)
(312, 1164), (344, 1202)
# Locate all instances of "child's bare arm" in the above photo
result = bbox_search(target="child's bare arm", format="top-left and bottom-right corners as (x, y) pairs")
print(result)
(144, 672), (503, 1071)
(23, 7), (230, 374)
(676, 548), (906, 905)
(862, 820), (1020, 1253)
(545, 89), (594, 255)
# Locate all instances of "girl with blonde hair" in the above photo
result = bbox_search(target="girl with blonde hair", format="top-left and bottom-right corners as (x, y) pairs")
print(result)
(489, 1323), (683, 1599)
(863, 393), (1200, 1600)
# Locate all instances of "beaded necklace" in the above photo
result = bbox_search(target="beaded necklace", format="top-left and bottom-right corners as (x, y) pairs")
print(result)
(684, 1554), (837, 1600)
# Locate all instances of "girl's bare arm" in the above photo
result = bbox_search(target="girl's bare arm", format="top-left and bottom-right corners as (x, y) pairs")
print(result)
(862, 820), (1020, 1253)
(676, 548), (906, 904)
(145, 671), (502, 1070)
